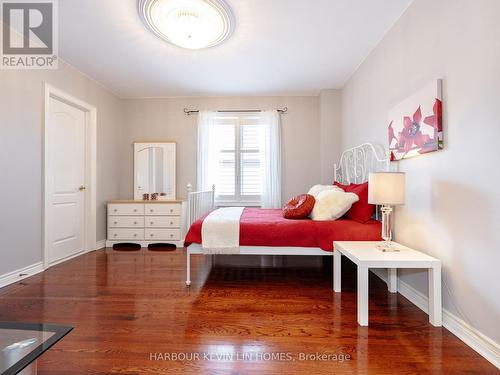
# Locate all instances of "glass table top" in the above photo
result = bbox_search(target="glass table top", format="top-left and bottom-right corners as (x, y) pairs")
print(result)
(0, 322), (72, 375)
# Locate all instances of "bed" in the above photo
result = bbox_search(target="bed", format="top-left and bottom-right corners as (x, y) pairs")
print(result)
(183, 143), (389, 286)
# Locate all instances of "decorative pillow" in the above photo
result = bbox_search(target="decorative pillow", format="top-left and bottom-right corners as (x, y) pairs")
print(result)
(334, 182), (374, 223)
(307, 184), (343, 198)
(310, 190), (359, 221)
(282, 194), (316, 219)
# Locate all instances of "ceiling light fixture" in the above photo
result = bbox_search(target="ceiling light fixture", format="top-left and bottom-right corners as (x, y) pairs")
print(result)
(139, 0), (234, 50)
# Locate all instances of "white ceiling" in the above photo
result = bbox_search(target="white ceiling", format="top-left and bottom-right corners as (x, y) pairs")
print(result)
(59, 0), (413, 98)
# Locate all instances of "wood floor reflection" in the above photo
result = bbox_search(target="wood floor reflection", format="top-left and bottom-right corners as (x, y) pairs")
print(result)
(0, 249), (496, 374)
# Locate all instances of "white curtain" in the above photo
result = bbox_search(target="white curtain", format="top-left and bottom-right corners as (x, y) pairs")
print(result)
(197, 111), (219, 197)
(259, 110), (282, 208)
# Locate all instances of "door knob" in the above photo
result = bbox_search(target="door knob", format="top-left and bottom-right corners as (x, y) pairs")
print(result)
(79, 185), (86, 191)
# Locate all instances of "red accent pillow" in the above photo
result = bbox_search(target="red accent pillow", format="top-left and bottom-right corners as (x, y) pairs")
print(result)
(334, 182), (374, 223)
(282, 194), (316, 220)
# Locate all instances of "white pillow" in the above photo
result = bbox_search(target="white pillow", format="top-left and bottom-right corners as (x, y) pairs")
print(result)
(307, 184), (343, 198)
(310, 190), (359, 221)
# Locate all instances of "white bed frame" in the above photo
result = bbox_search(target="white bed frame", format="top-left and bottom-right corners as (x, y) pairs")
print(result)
(184, 143), (389, 286)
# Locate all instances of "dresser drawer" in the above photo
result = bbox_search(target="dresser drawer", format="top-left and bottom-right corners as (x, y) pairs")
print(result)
(108, 204), (144, 216)
(145, 216), (180, 228)
(108, 228), (145, 240)
(145, 203), (181, 216)
(145, 229), (181, 241)
(108, 216), (144, 228)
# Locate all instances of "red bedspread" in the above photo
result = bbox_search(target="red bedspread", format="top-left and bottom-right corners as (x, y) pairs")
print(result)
(184, 208), (381, 251)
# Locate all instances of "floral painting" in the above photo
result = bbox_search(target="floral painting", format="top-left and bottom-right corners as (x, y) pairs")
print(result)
(388, 79), (443, 160)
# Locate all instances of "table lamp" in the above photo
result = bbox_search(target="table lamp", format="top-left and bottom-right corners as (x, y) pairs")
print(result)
(368, 172), (406, 251)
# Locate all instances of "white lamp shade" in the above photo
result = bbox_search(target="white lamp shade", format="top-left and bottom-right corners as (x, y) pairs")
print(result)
(368, 172), (406, 205)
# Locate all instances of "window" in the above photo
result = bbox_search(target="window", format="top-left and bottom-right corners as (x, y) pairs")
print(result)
(197, 110), (282, 208)
(211, 114), (265, 205)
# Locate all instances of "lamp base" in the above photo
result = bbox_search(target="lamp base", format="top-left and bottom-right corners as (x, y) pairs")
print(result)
(377, 241), (401, 252)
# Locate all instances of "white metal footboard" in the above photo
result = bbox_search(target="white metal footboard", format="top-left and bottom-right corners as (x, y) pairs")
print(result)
(186, 184), (215, 228)
(186, 184), (215, 286)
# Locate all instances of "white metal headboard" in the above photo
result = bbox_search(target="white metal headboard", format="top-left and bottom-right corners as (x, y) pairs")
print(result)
(334, 143), (389, 184)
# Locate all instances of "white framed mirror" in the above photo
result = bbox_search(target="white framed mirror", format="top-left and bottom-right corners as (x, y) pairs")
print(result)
(134, 142), (176, 200)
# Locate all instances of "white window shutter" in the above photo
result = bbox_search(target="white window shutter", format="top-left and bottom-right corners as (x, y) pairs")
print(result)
(197, 112), (281, 206)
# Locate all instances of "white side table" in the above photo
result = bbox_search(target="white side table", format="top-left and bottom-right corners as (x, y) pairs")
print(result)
(333, 241), (442, 327)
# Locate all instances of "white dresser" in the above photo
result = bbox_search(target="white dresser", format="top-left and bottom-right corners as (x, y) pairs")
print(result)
(106, 200), (186, 248)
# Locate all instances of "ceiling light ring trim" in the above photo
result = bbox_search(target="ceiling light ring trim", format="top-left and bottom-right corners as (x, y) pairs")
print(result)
(138, 0), (235, 49)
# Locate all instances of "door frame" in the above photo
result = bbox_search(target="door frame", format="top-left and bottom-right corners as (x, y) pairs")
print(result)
(43, 83), (97, 268)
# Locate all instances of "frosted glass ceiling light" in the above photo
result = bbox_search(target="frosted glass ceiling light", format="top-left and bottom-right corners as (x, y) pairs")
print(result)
(139, 0), (234, 49)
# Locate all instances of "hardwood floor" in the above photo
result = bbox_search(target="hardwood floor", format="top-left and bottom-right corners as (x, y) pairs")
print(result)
(0, 248), (496, 374)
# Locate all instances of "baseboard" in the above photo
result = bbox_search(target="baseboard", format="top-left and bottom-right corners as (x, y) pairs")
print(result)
(442, 304), (500, 369)
(371, 269), (500, 369)
(95, 240), (106, 250)
(0, 262), (44, 289)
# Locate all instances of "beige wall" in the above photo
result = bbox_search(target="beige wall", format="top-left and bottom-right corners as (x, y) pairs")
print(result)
(319, 89), (342, 183)
(0, 62), (122, 274)
(341, 0), (500, 344)
(119, 96), (322, 202)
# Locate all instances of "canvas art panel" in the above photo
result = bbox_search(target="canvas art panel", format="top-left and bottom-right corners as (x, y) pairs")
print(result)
(388, 79), (443, 161)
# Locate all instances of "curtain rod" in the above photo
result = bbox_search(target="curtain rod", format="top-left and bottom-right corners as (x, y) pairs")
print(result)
(183, 107), (288, 115)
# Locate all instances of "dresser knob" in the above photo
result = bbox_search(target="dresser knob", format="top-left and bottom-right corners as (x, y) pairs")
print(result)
(113, 209), (117, 213)
(134, 221), (137, 225)
(170, 221), (173, 225)
(150, 209), (154, 213)
(134, 209), (137, 212)
(170, 234), (173, 238)
(150, 234), (154, 237)
(133, 234), (137, 237)
(150, 221), (154, 225)
(170, 209), (173, 213)
(113, 234), (117, 237)
(114, 221), (118, 225)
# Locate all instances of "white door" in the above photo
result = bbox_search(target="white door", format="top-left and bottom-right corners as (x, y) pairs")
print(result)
(47, 97), (86, 264)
